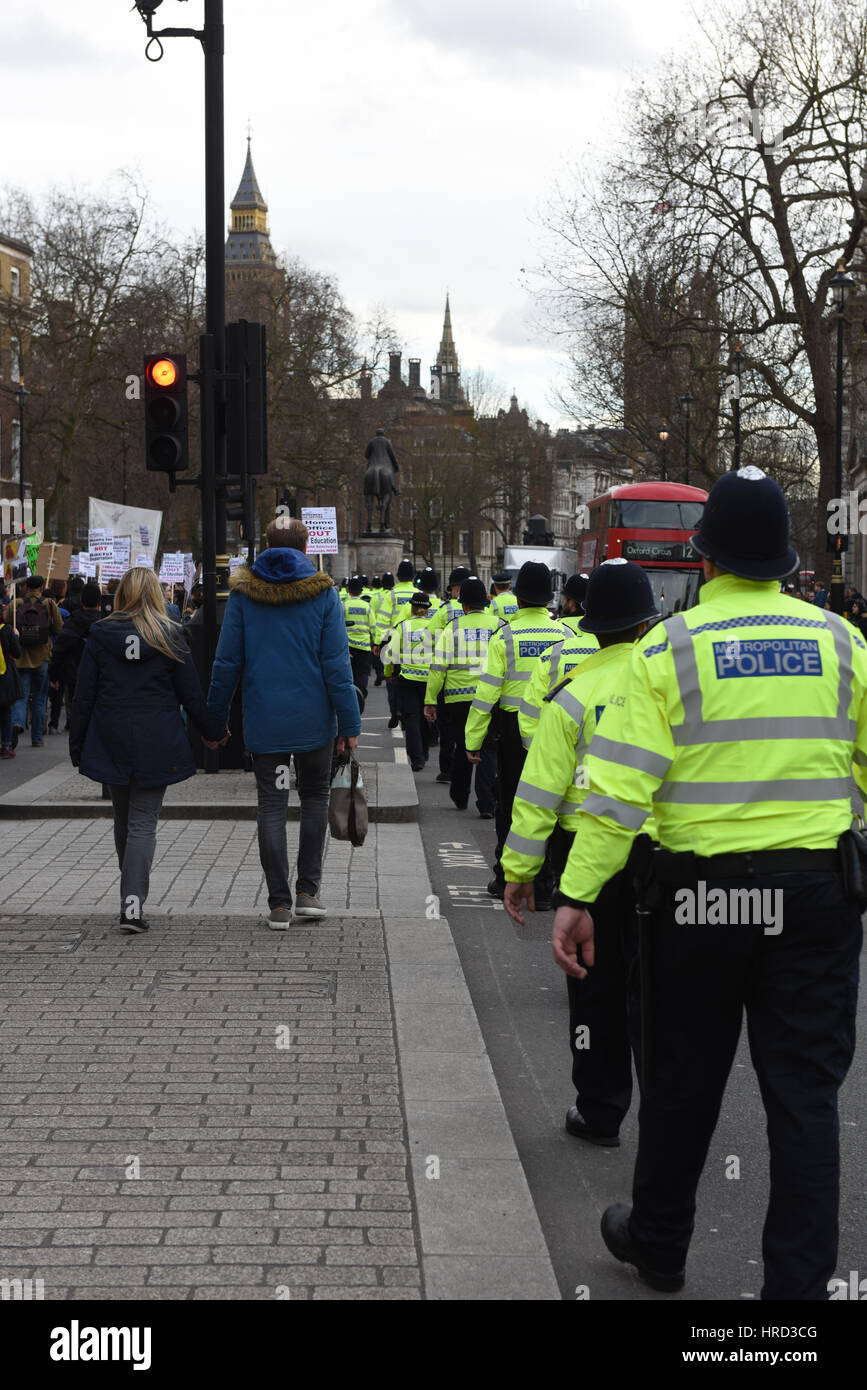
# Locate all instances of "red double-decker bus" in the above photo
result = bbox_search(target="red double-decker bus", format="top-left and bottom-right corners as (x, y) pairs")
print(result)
(578, 481), (708, 618)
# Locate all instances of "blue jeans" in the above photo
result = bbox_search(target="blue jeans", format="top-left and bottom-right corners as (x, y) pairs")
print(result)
(11, 662), (49, 743)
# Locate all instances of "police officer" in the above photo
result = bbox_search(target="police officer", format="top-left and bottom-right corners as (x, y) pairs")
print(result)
(378, 573), (396, 707)
(559, 572), (590, 635)
(424, 576), (502, 816)
(390, 559), (418, 617)
(503, 561), (658, 1145)
(382, 591), (433, 772)
(552, 467), (865, 1300)
(465, 561), (568, 900)
(490, 571), (519, 623)
(428, 566), (472, 634)
(518, 614), (599, 749)
(343, 575), (376, 696)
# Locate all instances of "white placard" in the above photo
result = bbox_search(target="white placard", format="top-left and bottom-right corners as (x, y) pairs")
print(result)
(301, 506), (338, 555)
(139, 526), (150, 547)
(113, 536), (131, 564)
(135, 553), (154, 569)
(88, 528), (114, 560)
(228, 555), (247, 574)
(78, 556), (98, 579)
(158, 552), (186, 584)
(68, 554), (80, 575)
(99, 561), (127, 580)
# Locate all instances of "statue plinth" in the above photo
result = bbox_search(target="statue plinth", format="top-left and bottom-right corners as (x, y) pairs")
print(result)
(348, 535), (407, 578)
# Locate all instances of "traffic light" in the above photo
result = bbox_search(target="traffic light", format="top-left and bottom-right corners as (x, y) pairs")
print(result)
(144, 354), (189, 473)
(827, 531), (849, 554)
(226, 320), (268, 477)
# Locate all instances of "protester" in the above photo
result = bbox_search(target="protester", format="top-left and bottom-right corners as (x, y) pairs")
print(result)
(64, 575), (85, 615)
(48, 582), (102, 721)
(0, 599), (23, 758)
(10, 575), (63, 748)
(68, 568), (227, 933)
(206, 516), (360, 928)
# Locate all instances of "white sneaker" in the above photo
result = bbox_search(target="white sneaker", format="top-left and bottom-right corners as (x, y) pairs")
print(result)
(268, 906), (294, 929)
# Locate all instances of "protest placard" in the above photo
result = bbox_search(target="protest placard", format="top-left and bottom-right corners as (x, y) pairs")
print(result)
(301, 507), (338, 555)
(88, 528), (114, 560)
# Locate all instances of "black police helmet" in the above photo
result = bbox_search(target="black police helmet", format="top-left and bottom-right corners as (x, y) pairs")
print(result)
(579, 559), (659, 634)
(491, 571), (512, 586)
(419, 567), (439, 593)
(513, 561), (553, 606)
(447, 565), (471, 588)
(409, 591), (431, 609)
(563, 572), (589, 604)
(690, 467), (798, 581)
(460, 577), (489, 608)
(397, 559), (415, 581)
(381, 572), (395, 589)
(347, 575), (364, 596)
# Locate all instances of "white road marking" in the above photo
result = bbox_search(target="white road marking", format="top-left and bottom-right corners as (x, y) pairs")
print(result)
(394, 746), (408, 764)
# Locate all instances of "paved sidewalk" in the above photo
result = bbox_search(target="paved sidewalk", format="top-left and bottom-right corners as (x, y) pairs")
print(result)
(0, 740), (560, 1299)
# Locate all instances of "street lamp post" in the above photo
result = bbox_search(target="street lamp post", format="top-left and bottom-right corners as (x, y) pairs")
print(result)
(14, 382), (30, 533)
(658, 421), (669, 482)
(448, 512), (456, 576)
(680, 393), (693, 485)
(829, 260), (855, 615)
(411, 504), (417, 567)
(730, 345), (743, 472)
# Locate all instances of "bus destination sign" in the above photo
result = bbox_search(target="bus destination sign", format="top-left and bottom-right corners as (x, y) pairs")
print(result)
(621, 539), (695, 563)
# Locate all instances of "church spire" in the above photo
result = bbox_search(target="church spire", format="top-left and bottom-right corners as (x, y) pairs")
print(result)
(436, 293), (459, 375)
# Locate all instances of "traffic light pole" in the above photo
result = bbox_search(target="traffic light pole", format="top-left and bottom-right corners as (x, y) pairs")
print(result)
(203, 0), (227, 556)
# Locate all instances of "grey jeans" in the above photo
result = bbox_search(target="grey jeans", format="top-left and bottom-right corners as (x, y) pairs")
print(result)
(253, 743), (333, 908)
(109, 782), (166, 921)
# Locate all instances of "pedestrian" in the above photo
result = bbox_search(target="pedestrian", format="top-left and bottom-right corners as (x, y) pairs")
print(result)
(206, 516), (360, 928)
(342, 574), (376, 697)
(383, 591), (433, 772)
(503, 560), (658, 1146)
(64, 575), (85, 615)
(464, 561), (568, 902)
(424, 576), (502, 816)
(9, 574), (63, 748)
(0, 598), (23, 758)
(68, 567), (227, 933)
(48, 582), (103, 725)
(813, 578), (827, 607)
(551, 467), (864, 1299)
(183, 582), (204, 623)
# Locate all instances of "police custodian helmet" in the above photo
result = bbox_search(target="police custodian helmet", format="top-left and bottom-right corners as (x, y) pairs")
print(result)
(690, 467), (798, 581)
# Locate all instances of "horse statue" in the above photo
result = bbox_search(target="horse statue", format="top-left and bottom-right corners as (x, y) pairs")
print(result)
(363, 428), (399, 532)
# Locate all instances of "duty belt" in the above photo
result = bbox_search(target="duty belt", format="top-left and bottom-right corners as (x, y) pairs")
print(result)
(653, 848), (840, 882)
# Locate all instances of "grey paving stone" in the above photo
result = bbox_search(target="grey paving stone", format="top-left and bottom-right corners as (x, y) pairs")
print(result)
(423, 1254), (560, 1301)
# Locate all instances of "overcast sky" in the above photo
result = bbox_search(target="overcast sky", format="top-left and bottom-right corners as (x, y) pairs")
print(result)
(1, 0), (697, 427)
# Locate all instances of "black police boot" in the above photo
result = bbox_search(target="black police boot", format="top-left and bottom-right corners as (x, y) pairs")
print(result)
(600, 1204), (685, 1293)
(388, 716), (400, 729)
(487, 876), (504, 900)
(565, 1106), (619, 1147)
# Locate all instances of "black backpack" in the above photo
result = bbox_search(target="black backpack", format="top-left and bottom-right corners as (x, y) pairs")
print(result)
(19, 597), (50, 648)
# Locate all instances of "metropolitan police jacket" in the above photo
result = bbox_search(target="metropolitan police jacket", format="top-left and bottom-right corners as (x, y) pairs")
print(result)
(558, 572), (867, 903)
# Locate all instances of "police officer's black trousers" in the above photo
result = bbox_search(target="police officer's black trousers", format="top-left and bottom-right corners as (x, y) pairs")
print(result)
(555, 838), (639, 1136)
(627, 868), (861, 1300)
(444, 701), (496, 814)
(494, 711), (554, 897)
(349, 649), (371, 697)
(397, 677), (429, 770)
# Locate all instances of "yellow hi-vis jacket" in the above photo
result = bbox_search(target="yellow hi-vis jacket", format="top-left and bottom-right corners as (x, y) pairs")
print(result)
(560, 614), (584, 636)
(518, 631), (600, 748)
(491, 590), (519, 623)
(427, 595), (462, 634)
(382, 615), (433, 682)
(558, 572), (867, 903)
(502, 643), (636, 882)
(393, 593), (442, 628)
(342, 594), (376, 652)
(464, 606), (568, 750)
(424, 608), (504, 706)
(370, 589), (391, 643)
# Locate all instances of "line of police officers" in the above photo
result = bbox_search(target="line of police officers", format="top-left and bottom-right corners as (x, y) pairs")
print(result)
(340, 468), (863, 1300)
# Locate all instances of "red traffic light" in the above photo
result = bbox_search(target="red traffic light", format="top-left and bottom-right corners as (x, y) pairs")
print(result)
(147, 357), (179, 389)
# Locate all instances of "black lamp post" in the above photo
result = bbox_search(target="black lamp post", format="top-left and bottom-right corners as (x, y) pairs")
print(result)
(14, 382), (30, 533)
(448, 512), (456, 577)
(730, 344), (743, 472)
(680, 393), (693, 485)
(658, 421), (669, 481)
(411, 503), (417, 567)
(829, 260), (855, 615)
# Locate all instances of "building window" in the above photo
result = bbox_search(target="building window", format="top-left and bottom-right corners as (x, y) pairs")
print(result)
(459, 531), (469, 555)
(10, 267), (20, 298)
(11, 421), (20, 482)
(9, 339), (20, 383)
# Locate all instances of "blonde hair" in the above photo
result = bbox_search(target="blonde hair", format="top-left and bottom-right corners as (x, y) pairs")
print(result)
(266, 515), (308, 550)
(102, 567), (185, 662)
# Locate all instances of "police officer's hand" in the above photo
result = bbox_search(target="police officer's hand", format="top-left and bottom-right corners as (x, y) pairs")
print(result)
(424, 705), (437, 722)
(466, 749), (481, 764)
(552, 907), (595, 979)
(504, 881), (534, 925)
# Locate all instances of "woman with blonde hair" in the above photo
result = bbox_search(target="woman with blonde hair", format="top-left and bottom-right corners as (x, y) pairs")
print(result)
(68, 567), (228, 933)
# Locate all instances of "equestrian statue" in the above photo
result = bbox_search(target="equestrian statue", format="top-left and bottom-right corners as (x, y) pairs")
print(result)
(363, 428), (399, 533)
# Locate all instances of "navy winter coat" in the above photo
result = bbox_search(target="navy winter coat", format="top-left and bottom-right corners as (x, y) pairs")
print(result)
(206, 547), (361, 754)
(69, 618), (225, 787)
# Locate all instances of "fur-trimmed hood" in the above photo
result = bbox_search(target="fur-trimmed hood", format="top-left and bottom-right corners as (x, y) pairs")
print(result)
(230, 548), (334, 606)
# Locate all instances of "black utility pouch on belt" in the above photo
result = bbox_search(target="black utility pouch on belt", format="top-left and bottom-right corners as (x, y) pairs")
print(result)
(837, 824), (867, 907)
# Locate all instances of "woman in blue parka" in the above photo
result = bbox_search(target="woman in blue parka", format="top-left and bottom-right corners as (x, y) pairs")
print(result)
(69, 567), (227, 933)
